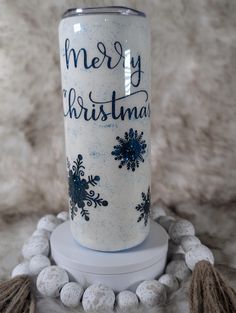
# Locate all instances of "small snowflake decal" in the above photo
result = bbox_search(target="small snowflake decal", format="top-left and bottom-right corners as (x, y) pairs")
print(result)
(111, 128), (147, 171)
(67, 154), (108, 221)
(135, 187), (151, 226)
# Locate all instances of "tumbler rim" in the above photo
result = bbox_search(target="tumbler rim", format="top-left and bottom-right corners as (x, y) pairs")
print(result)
(62, 6), (146, 19)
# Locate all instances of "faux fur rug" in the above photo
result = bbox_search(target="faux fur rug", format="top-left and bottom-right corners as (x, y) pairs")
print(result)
(0, 0), (236, 218)
(0, 0), (236, 312)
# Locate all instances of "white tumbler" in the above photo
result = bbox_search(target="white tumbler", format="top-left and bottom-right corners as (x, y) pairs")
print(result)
(59, 6), (151, 251)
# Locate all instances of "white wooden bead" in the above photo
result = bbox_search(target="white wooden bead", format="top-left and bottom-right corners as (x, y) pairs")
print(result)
(37, 266), (69, 297)
(32, 228), (51, 239)
(82, 284), (115, 312)
(165, 260), (191, 281)
(156, 216), (175, 232)
(57, 211), (69, 222)
(22, 236), (49, 259)
(158, 274), (179, 294)
(29, 255), (51, 275)
(116, 290), (139, 312)
(152, 205), (166, 220)
(168, 240), (184, 256)
(181, 235), (201, 252)
(11, 261), (30, 278)
(136, 280), (166, 307)
(169, 219), (195, 244)
(37, 214), (61, 232)
(185, 244), (214, 270)
(60, 282), (83, 308)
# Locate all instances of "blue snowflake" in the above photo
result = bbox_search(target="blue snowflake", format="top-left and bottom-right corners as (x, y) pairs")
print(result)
(135, 187), (151, 226)
(67, 154), (108, 221)
(111, 128), (147, 171)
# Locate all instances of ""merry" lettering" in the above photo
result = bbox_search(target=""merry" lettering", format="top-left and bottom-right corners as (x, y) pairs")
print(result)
(64, 39), (143, 88)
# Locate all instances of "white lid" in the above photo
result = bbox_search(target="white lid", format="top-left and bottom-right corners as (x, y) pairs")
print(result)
(50, 220), (168, 275)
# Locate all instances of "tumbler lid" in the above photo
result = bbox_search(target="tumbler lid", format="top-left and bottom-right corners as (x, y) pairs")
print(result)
(62, 6), (146, 19)
(50, 220), (169, 275)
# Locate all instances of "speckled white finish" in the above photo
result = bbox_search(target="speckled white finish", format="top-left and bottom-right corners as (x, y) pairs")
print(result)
(37, 214), (61, 232)
(136, 280), (166, 307)
(82, 284), (115, 312)
(22, 235), (49, 259)
(169, 219), (195, 244)
(158, 274), (179, 294)
(181, 235), (201, 252)
(156, 216), (175, 232)
(59, 10), (151, 251)
(11, 261), (31, 278)
(37, 265), (69, 297)
(57, 211), (69, 221)
(152, 205), (167, 220)
(165, 260), (191, 281)
(185, 244), (214, 270)
(29, 255), (51, 275)
(116, 290), (139, 312)
(32, 228), (51, 239)
(60, 282), (83, 308)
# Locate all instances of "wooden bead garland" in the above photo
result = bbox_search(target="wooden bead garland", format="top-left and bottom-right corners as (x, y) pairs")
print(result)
(10, 209), (218, 311)
(60, 282), (84, 308)
(116, 290), (139, 312)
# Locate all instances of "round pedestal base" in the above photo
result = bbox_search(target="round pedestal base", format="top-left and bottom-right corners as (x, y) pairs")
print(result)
(50, 221), (168, 292)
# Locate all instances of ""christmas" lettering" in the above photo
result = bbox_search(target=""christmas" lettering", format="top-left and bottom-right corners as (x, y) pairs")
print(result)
(63, 88), (150, 122)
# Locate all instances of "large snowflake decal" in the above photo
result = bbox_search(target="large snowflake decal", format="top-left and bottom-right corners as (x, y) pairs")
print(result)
(67, 154), (108, 221)
(111, 128), (147, 171)
(135, 187), (151, 226)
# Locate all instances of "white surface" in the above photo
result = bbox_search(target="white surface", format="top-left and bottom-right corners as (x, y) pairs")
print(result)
(50, 220), (168, 291)
(136, 280), (166, 307)
(37, 265), (69, 297)
(57, 211), (69, 222)
(158, 274), (179, 294)
(82, 283), (115, 312)
(180, 235), (201, 252)
(32, 228), (51, 239)
(37, 214), (62, 232)
(29, 255), (51, 275)
(11, 261), (30, 278)
(116, 290), (139, 312)
(60, 282), (84, 308)
(169, 219), (195, 244)
(185, 244), (214, 270)
(22, 235), (49, 259)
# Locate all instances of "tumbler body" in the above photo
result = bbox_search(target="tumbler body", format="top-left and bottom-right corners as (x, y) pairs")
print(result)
(59, 7), (151, 251)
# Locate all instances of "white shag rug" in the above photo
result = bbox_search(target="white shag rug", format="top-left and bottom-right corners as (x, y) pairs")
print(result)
(0, 0), (236, 312)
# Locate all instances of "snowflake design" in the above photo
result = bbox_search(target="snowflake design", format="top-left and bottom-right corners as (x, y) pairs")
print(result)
(111, 128), (147, 171)
(135, 187), (151, 226)
(67, 154), (108, 221)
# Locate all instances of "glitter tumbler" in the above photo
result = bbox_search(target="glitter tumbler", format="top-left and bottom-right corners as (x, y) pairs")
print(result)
(59, 6), (151, 251)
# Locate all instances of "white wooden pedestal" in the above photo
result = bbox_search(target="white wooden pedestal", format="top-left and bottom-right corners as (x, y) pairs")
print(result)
(50, 221), (168, 292)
